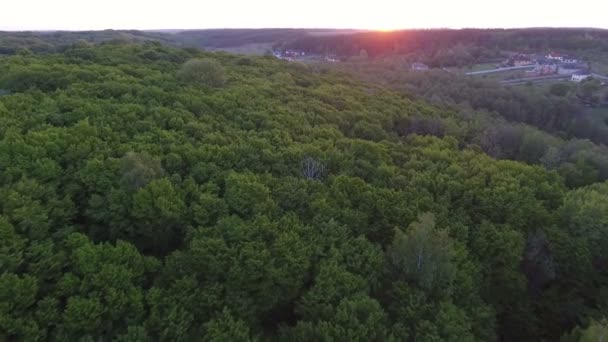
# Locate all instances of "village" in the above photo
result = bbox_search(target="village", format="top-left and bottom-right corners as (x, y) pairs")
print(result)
(271, 48), (606, 86)
(409, 51), (596, 82)
(499, 52), (592, 82)
(272, 49), (340, 63)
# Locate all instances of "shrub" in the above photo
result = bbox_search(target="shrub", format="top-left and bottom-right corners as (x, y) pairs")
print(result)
(177, 58), (226, 87)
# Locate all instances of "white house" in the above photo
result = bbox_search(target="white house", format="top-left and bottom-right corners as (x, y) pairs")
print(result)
(411, 62), (429, 71)
(571, 71), (592, 82)
(563, 56), (579, 64)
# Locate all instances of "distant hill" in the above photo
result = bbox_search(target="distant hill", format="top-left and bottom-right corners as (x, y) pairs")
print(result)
(3, 28), (607, 57)
(0, 29), (359, 55)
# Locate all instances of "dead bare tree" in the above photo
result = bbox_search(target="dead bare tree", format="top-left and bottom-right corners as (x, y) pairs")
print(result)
(301, 156), (326, 180)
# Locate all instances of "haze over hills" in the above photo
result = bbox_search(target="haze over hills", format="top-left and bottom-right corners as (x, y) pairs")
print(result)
(3, 27), (608, 54)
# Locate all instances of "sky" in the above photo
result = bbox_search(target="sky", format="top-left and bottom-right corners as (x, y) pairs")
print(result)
(1, 0), (607, 31)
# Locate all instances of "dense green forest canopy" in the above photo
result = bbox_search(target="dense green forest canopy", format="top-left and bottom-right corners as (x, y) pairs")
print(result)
(322, 59), (608, 188)
(0, 30), (174, 55)
(1, 40), (607, 341)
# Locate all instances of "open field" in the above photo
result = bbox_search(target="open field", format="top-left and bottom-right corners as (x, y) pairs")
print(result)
(592, 61), (608, 75)
(206, 43), (274, 55)
(501, 74), (570, 86)
(512, 78), (570, 90)
(473, 69), (528, 81)
(447, 62), (499, 73)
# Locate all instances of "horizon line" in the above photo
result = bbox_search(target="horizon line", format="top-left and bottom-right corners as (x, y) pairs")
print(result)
(1, 26), (607, 33)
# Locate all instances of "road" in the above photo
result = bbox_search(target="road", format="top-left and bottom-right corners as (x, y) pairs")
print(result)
(500, 74), (570, 86)
(501, 73), (608, 86)
(466, 65), (535, 75)
(592, 73), (608, 81)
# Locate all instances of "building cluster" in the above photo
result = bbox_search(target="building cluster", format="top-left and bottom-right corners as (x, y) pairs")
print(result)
(272, 49), (342, 63)
(324, 54), (340, 63)
(272, 49), (306, 61)
(502, 52), (592, 82)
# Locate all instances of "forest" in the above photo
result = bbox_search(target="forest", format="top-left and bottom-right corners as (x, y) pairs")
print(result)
(324, 59), (608, 188)
(0, 38), (607, 341)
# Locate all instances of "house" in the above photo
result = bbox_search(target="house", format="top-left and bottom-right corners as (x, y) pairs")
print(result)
(546, 52), (579, 63)
(283, 50), (297, 58)
(277, 49), (306, 60)
(563, 56), (579, 64)
(411, 62), (429, 71)
(502, 54), (534, 67)
(571, 71), (592, 82)
(512, 54), (534, 66)
(529, 61), (558, 76)
(325, 55), (340, 63)
(546, 52), (565, 62)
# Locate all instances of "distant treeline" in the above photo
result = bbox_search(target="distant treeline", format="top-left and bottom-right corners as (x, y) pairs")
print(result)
(0, 29), (314, 55)
(168, 29), (312, 48)
(0, 30), (175, 55)
(3, 28), (607, 65)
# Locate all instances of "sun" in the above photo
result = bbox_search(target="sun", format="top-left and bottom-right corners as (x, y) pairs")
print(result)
(367, 24), (402, 32)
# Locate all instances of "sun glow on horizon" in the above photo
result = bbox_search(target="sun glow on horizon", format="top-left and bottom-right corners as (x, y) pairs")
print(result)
(0, 0), (606, 31)
(372, 27), (400, 32)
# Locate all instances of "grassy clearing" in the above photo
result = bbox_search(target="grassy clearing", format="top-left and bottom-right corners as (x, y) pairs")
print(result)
(475, 69), (527, 81)
(206, 43), (274, 55)
(449, 62), (500, 74)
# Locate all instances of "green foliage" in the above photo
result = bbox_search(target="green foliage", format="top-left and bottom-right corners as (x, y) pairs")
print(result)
(550, 82), (572, 97)
(0, 216), (25, 272)
(178, 58), (226, 87)
(296, 260), (368, 321)
(283, 296), (391, 342)
(0, 41), (605, 341)
(203, 308), (254, 342)
(224, 172), (275, 218)
(132, 178), (186, 253)
(120, 151), (165, 190)
(0, 273), (42, 340)
(579, 318), (608, 342)
(558, 182), (608, 271)
(388, 213), (455, 294)
(329, 61), (608, 187)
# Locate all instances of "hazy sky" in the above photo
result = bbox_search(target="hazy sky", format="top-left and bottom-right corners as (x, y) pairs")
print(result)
(1, 0), (607, 31)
